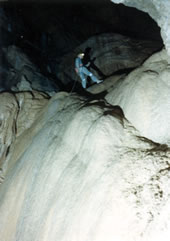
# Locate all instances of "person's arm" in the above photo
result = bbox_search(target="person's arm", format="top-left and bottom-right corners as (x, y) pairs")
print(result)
(75, 67), (79, 73)
(75, 57), (83, 73)
(75, 58), (79, 73)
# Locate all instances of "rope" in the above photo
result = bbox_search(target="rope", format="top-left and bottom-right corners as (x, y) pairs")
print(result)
(57, 77), (78, 111)
(68, 77), (78, 95)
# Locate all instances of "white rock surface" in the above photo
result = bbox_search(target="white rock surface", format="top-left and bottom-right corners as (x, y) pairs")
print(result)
(111, 0), (170, 55)
(0, 92), (169, 241)
(106, 49), (170, 144)
(15, 91), (49, 137)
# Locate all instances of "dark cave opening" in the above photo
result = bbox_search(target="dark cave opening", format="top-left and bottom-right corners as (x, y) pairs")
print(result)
(0, 0), (164, 94)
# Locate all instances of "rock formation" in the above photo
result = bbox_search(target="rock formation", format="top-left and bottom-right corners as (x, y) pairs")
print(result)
(0, 93), (169, 241)
(0, 91), (49, 182)
(58, 33), (161, 86)
(111, 0), (170, 55)
(0, 45), (59, 95)
(0, 1), (169, 241)
(105, 49), (170, 144)
(0, 92), (18, 182)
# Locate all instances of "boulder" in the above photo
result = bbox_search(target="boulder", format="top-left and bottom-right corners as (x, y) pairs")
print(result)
(106, 49), (170, 144)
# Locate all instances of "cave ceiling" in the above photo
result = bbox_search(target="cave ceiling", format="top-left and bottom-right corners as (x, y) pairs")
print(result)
(4, 0), (162, 42)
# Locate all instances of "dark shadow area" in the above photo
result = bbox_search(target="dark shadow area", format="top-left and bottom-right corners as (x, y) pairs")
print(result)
(83, 47), (107, 79)
(64, 79), (108, 100)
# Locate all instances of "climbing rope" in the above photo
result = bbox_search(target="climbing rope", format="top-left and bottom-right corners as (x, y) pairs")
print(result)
(69, 77), (78, 95)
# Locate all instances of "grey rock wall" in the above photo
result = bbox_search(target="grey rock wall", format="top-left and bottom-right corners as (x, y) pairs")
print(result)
(0, 45), (59, 95)
(58, 33), (161, 86)
(111, 0), (170, 54)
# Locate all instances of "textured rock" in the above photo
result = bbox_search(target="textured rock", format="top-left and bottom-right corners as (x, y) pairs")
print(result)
(87, 74), (126, 94)
(111, 0), (170, 55)
(10, 69), (58, 97)
(57, 33), (161, 86)
(1, 45), (59, 95)
(0, 93), (18, 182)
(0, 93), (169, 241)
(0, 91), (49, 182)
(106, 49), (170, 144)
(6, 45), (37, 72)
(15, 91), (49, 137)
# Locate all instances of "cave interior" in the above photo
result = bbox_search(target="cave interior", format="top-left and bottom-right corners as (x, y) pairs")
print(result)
(0, 0), (164, 93)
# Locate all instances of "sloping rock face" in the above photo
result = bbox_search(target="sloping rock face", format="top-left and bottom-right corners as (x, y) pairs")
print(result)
(111, 0), (170, 55)
(0, 93), (169, 241)
(57, 33), (161, 86)
(0, 93), (18, 182)
(105, 49), (170, 144)
(87, 74), (126, 94)
(0, 91), (49, 182)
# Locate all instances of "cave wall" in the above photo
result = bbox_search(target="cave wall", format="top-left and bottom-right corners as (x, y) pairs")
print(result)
(0, 92), (170, 241)
(105, 49), (170, 144)
(0, 0), (163, 86)
(0, 1), (170, 240)
(111, 0), (170, 54)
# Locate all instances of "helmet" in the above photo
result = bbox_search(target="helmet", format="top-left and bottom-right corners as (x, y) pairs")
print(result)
(78, 53), (84, 58)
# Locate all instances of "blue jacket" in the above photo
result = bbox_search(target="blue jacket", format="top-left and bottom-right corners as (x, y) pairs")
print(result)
(75, 57), (83, 70)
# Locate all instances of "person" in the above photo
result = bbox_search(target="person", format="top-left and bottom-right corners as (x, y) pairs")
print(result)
(83, 47), (106, 79)
(75, 52), (102, 89)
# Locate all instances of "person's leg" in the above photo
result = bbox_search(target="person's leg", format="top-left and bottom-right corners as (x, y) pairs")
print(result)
(90, 73), (102, 83)
(82, 67), (102, 84)
(79, 71), (87, 88)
